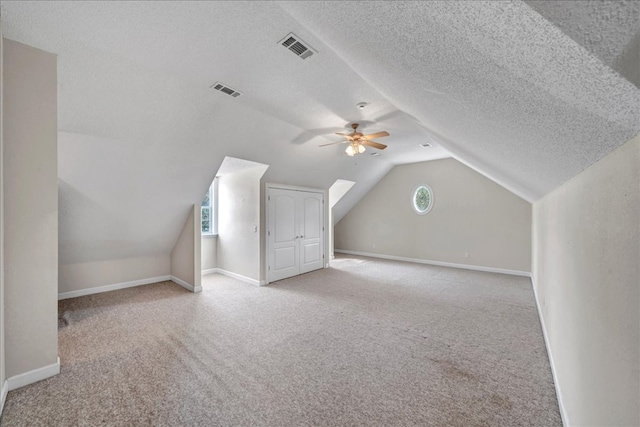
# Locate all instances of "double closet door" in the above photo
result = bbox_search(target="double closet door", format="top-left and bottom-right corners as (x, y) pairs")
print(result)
(267, 187), (325, 283)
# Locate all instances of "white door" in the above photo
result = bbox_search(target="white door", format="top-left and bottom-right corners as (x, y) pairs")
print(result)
(268, 189), (299, 282)
(267, 187), (324, 282)
(299, 192), (324, 274)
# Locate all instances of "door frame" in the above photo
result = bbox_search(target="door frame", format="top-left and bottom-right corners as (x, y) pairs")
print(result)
(265, 183), (329, 285)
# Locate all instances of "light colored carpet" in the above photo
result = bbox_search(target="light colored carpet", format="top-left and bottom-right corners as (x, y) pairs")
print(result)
(1, 255), (561, 426)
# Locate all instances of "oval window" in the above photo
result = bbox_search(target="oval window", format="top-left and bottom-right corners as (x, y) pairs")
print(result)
(412, 185), (433, 215)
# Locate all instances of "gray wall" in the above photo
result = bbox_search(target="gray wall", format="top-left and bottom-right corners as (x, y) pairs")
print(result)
(532, 134), (639, 426)
(328, 179), (355, 258)
(335, 158), (532, 272)
(59, 255), (170, 292)
(3, 39), (58, 378)
(217, 167), (267, 281)
(201, 236), (217, 271)
(170, 204), (200, 288)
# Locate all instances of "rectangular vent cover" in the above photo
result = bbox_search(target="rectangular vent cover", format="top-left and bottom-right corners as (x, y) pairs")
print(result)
(279, 33), (316, 60)
(210, 82), (242, 98)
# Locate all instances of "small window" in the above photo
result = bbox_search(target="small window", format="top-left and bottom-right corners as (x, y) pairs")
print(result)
(201, 178), (218, 235)
(412, 185), (433, 215)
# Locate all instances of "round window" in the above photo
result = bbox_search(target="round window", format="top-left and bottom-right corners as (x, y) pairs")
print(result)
(412, 185), (433, 215)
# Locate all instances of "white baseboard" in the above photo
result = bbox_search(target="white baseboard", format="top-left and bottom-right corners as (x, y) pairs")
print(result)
(58, 276), (171, 300)
(0, 380), (8, 416)
(210, 268), (264, 286)
(334, 249), (531, 277)
(530, 276), (569, 427)
(7, 357), (60, 391)
(201, 268), (217, 276)
(170, 275), (202, 293)
(58, 275), (203, 300)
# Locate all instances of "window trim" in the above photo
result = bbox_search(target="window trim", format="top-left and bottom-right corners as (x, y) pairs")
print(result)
(411, 184), (434, 215)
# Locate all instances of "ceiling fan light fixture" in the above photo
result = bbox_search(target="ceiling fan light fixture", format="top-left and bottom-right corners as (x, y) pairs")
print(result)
(321, 122), (388, 156)
(346, 143), (365, 156)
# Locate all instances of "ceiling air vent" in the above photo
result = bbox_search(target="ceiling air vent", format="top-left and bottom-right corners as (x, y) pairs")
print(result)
(279, 32), (316, 60)
(210, 82), (242, 98)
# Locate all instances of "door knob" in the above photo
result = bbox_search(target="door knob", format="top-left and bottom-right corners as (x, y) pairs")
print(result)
(300, 235), (304, 238)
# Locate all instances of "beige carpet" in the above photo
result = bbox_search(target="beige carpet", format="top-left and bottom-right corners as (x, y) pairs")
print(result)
(1, 255), (561, 426)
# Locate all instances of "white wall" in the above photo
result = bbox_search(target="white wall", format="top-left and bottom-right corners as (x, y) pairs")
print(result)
(0, 24), (5, 399)
(59, 255), (170, 293)
(328, 179), (355, 258)
(532, 134), (639, 426)
(217, 166), (267, 281)
(170, 204), (201, 289)
(201, 236), (216, 271)
(3, 39), (58, 378)
(335, 158), (532, 272)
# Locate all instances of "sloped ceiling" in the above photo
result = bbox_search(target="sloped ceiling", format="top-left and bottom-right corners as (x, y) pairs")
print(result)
(1, 1), (638, 265)
(280, 1), (639, 200)
(216, 157), (268, 177)
(525, 0), (640, 87)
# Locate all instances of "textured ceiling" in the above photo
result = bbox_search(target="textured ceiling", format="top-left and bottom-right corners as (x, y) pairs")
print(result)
(280, 0), (640, 200)
(2, 1), (638, 265)
(525, 0), (640, 87)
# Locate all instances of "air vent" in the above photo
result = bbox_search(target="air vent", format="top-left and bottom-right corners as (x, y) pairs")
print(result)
(210, 82), (242, 98)
(279, 32), (317, 60)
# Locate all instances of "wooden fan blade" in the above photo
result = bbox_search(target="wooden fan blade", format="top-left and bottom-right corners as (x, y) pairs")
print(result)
(362, 131), (389, 139)
(362, 140), (387, 150)
(319, 141), (345, 147)
(335, 132), (352, 137)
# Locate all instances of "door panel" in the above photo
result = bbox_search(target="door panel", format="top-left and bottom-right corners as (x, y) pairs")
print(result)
(268, 189), (299, 282)
(303, 242), (321, 263)
(303, 197), (321, 239)
(274, 195), (296, 243)
(299, 192), (324, 274)
(274, 247), (296, 270)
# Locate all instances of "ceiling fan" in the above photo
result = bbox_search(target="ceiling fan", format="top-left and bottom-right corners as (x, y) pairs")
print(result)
(319, 123), (389, 156)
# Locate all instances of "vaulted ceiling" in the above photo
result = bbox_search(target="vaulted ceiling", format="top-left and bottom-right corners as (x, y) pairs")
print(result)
(1, 1), (638, 265)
